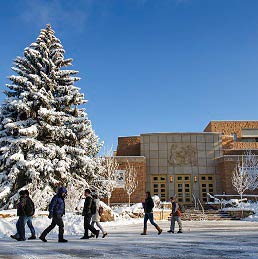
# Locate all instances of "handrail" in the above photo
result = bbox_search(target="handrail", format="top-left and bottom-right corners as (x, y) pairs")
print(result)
(198, 198), (205, 218)
(192, 193), (198, 210)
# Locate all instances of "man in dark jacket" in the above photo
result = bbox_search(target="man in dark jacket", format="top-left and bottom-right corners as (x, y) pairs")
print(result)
(80, 189), (99, 239)
(141, 191), (162, 235)
(39, 187), (68, 242)
(11, 190), (36, 241)
(167, 196), (183, 233)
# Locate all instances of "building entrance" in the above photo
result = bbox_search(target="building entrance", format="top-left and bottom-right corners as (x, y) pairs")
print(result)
(175, 175), (192, 204)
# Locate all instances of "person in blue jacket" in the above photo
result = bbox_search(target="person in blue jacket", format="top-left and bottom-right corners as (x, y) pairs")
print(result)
(39, 187), (68, 242)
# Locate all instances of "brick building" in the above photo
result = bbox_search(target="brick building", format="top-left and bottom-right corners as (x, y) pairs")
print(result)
(110, 121), (258, 204)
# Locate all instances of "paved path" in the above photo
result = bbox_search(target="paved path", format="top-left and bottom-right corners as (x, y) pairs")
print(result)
(1, 220), (258, 258)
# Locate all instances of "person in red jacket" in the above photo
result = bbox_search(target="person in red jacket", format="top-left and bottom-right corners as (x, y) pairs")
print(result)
(167, 197), (183, 233)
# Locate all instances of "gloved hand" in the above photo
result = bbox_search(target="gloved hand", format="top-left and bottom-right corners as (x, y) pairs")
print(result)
(48, 214), (53, 219)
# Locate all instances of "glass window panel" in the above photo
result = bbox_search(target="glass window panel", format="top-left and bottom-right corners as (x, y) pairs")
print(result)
(202, 193), (206, 197)
(178, 184), (183, 188)
(185, 176), (190, 180)
(185, 198), (190, 202)
(203, 198), (207, 202)
(202, 189), (206, 192)
(185, 184), (190, 187)
(201, 176), (206, 180)
(202, 184), (206, 187)
(178, 176), (182, 180)
(185, 189), (189, 192)
(178, 198), (183, 202)
(161, 184), (165, 188)
(209, 184), (213, 187)
(185, 193), (190, 197)
(161, 189), (165, 192)
(178, 193), (183, 197)
(153, 177), (158, 181)
(154, 184), (158, 188)
(209, 189), (213, 192)
(154, 189), (158, 192)
(178, 189), (183, 192)
(160, 177), (166, 181)
(208, 176), (213, 180)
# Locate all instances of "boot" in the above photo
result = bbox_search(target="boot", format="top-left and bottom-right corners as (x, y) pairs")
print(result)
(39, 235), (47, 242)
(28, 235), (36, 240)
(59, 238), (68, 243)
(156, 226), (162, 235)
(102, 232), (107, 238)
(141, 228), (147, 235)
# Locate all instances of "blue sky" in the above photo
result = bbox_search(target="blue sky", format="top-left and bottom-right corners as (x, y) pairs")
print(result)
(1, 0), (258, 151)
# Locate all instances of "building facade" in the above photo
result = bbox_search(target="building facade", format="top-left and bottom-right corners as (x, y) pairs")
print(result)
(110, 121), (258, 204)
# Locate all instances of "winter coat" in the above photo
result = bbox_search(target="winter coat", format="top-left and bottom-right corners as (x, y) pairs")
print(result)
(143, 197), (154, 213)
(17, 196), (26, 216)
(82, 195), (92, 216)
(49, 187), (67, 217)
(172, 201), (181, 217)
(92, 198), (101, 222)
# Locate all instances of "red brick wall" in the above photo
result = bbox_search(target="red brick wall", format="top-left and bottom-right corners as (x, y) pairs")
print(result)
(116, 136), (140, 156)
(204, 121), (258, 138)
(107, 156), (146, 204)
(217, 157), (258, 195)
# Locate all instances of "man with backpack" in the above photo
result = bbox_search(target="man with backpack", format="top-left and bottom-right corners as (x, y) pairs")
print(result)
(11, 190), (36, 241)
(80, 189), (99, 239)
(167, 196), (183, 233)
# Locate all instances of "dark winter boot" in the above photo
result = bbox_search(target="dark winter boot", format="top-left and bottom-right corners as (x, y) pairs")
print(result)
(39, 236), (47, 242)
(177, 230), (183, 233)
(156, 226), (162, 235)
(80, 235), (89, 239)
(95, 230), (100, 238)
(102, 232), (108, 238)
(28, 235), (36, 240)
(58, 238), (68, 243)
(10, 234), (18, 240)
(141, 228), (147, 235)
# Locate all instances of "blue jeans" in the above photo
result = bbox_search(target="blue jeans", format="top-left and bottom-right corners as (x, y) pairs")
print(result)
(16, 216), (35, 240)
(170, 216), (182, 231)
(144, 212), (158, 229)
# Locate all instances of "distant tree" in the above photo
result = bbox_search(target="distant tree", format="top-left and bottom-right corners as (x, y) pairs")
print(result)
(0, 24), (103, 209)
(96, 148), (119, 207)
(232, 151), (258, 214)
(124, 161), (138, 206)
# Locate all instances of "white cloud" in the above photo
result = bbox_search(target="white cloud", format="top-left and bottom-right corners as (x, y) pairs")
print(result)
(20, 0), (94, 32)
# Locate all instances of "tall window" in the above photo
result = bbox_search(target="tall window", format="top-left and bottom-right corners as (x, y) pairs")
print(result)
(200, 175), (215, 202)
(151, 175), (166, 201)
(175, 175), (192, 204)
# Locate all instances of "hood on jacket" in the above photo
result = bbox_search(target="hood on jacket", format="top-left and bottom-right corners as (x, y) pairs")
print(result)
(57, 187), (67, 197)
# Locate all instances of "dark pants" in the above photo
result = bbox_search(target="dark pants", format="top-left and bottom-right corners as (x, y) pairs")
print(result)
(144, 213), (158, 229)
(41, 215), (64, 240)
(16, 216), (35, 240)
(83, 214), (97, 237)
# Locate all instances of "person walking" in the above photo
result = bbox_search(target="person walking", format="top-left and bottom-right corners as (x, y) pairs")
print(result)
(167, 196), (183, 233)
(90, 194), (107, 238)
(80, 189), (100, 239)
(141, 191), (162, 235)
(11, 190), (36, 241)
(39, 187), (68, 242)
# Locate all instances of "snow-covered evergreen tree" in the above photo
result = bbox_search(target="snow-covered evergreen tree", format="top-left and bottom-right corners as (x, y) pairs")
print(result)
(0, 24), (103, 209)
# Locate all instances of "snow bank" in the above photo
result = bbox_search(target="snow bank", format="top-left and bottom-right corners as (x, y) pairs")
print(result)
(0, 217), (16, 238)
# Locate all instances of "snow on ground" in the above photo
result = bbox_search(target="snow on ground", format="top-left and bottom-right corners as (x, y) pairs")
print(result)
(1, 220), (258, 258)
(2, 201), (258, 258)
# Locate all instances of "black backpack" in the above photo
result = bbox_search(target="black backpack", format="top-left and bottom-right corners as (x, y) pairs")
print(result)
(91, 199), (97, 214)
(24, 197), (35, 216)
